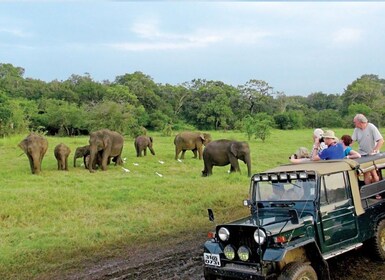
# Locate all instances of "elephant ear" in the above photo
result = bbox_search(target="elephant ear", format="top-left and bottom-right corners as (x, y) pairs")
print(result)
(149, 137), (153, 143)
(102, 135), (111, 148)
(199, 134), (205, 141)
(18, 140), (28, 153)
(230, 142), (238, 157)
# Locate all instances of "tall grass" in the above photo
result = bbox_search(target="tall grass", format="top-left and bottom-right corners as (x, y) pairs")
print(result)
(0, 128), (361, 279)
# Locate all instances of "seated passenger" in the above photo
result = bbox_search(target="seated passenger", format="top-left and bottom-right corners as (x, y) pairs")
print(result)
(269, 184), (286, 200)
(289, 147), (311, 164)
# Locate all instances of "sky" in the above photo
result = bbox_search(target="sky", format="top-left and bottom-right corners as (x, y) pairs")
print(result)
(1, 1), (385, 96)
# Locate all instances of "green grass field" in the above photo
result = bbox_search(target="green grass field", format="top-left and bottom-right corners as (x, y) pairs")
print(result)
(0, 128), (360, 279)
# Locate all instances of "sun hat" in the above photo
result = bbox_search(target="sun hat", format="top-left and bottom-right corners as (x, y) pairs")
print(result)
(322, 130), (338, 140)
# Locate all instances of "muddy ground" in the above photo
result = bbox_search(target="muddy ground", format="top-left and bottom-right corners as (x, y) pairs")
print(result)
(58, 232), (385, 280)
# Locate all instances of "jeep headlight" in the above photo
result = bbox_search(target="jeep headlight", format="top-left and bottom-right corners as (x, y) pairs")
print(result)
(237, 246), (250, 261)
(254, 228), (266, 244)
(218, 227), (230, 241)
(224, 244), (235, 260)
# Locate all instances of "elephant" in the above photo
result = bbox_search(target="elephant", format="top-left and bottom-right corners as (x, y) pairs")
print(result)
(134, 135), (155, 157)
(88, 129), (124, 172)
(54, 143), (71, 171)
(174, 131), (212, 160)
(202, 139), (251, 177)
(18, 133), (48, 174)
(73, 145), (90, 168)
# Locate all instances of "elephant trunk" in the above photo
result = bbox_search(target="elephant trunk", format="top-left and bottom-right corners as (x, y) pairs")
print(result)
(89, 146), (98, 172)
(245, 155), (251, 177)
(32, 154), (41, 174)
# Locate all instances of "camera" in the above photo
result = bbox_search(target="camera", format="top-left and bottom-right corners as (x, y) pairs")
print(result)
(289, 154), (298, 160)
(319, 137), (324, 143)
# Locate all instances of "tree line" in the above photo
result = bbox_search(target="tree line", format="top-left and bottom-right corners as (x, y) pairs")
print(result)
(0, 63), (384, 139)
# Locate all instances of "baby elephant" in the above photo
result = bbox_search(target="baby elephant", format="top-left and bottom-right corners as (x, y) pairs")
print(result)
(134, 136), (155, 157)
(202, 139), (251, 177)
(54, 143), (71, 171)
(73, 145), (90, 167)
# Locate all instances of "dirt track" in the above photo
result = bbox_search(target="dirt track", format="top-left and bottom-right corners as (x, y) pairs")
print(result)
(61, 233), (385, 280)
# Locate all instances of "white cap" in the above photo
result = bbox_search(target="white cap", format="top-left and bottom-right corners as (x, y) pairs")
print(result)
(313, 128), (324, 138)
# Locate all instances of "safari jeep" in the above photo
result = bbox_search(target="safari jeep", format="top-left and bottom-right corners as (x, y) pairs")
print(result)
(203, 153), (385, 280)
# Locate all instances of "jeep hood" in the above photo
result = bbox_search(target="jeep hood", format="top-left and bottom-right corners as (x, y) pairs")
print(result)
(221, 213), (314, 236)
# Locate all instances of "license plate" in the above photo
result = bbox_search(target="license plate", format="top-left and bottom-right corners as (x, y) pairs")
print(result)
(204, 253), (221, 267)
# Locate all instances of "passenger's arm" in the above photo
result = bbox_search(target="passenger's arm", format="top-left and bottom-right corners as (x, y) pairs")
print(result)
(347, 149), (361, 159)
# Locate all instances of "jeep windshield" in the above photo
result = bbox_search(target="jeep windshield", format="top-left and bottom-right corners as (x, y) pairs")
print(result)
(251, 171), (317, 202)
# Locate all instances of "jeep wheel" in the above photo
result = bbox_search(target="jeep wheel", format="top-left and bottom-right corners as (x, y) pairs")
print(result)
(278, 262), (317, 280)
(371, 219), (385, 261)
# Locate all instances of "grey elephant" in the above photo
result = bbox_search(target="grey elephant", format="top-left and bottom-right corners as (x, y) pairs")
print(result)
(174, 131), (212, 160)
(134, 136), (155, 157)
(73, 145), (90, 167)
(202, 139), (251, 177)
(18, 133), (48, 174)
(54, 143), (71, 171)
(88, 129), (124, 172)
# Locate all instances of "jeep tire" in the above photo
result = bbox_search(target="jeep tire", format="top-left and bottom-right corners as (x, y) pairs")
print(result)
(371, 219), (385, 261)
(278, 262), (317, 280)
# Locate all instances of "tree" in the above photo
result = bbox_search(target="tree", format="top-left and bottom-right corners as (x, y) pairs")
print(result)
(242, 115), (256, 140)
(238, 80), (274, 115)
(254, 120), (272, 142)
(341, 74), (385, 115)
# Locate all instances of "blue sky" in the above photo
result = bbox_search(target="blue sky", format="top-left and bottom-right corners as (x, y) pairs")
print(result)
(1, 2), (385, 96)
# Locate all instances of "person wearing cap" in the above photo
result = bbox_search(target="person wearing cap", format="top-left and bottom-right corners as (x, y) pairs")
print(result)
(312, 130), (344, 161)
(312, 128), (327, 157)
(352, 114), (384, 156)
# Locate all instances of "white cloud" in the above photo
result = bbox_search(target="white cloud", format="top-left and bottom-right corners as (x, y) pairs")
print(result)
(0, 27), (31, 38)
(332, 28), (362, 45)
(108, 19), (271, 52)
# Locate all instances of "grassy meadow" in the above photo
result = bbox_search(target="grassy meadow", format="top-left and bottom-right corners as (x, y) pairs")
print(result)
(0, 128), (360, 279)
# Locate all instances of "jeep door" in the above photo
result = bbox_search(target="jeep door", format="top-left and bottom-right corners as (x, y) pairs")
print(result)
(317, 171), (359, 253)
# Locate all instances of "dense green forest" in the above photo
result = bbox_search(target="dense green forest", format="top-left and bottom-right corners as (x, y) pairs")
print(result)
(0, 62), (384, 137)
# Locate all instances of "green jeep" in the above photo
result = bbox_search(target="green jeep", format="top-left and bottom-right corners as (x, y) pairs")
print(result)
(203, 153), (385, 280)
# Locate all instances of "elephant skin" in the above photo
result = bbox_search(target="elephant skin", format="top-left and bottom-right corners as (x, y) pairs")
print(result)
(88, 129), (124, 172)
(202, 139), (251, 177)
(174, 131), (212, 160)
(134, 136), (155, 157)
(54, 143), (71, 171)
(18, 133), (48, 175)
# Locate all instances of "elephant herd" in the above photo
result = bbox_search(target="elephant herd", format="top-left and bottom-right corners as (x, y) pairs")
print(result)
(18, 129), (251, 177)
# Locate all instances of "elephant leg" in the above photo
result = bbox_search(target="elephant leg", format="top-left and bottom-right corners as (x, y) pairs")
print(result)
(202, 161), (213, 177)
(229, 157), (241, 174)
(144, 148), (147, 156)
(181, 150), (186, 159)
(175, 147), (182, 160)
(192, 148), (196, 159)
(83, 155), (88, 169)
(197, 147), (203, 160)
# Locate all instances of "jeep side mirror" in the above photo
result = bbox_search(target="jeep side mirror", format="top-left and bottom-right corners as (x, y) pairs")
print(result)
(289, 209), (299, 224)
(243, 199), (251, 207)
(208, 208), (215, 222)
